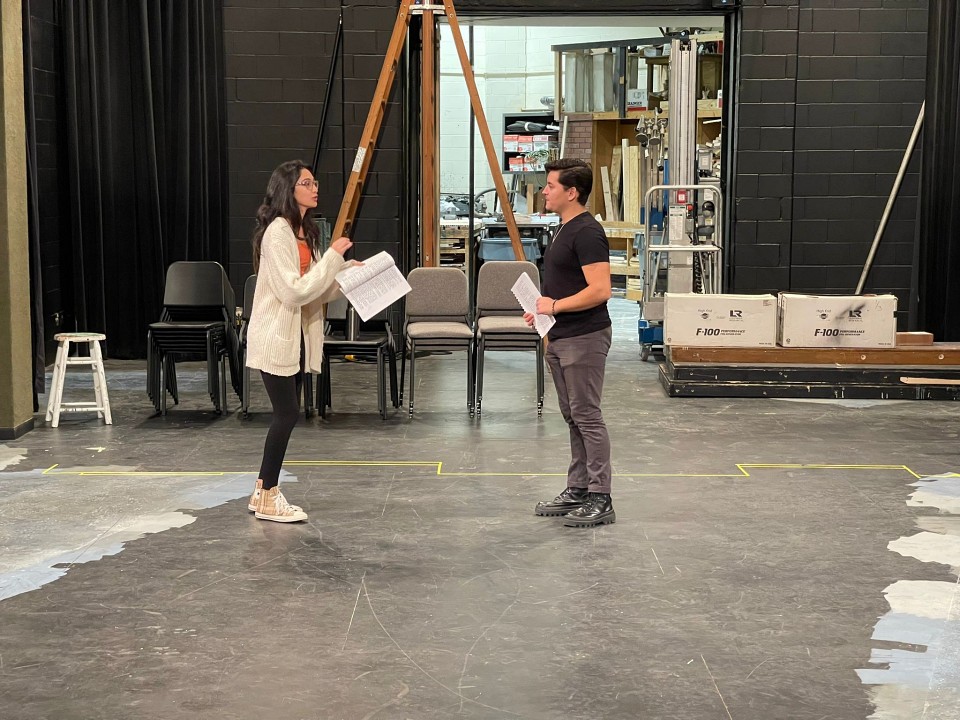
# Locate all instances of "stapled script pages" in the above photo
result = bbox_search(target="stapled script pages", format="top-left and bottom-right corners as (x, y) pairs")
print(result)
(335, 251), (412, 322)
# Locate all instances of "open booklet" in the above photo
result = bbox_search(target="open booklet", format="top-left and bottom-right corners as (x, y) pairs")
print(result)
(510, 273), (555, 338)
(335, 251), (412, 322)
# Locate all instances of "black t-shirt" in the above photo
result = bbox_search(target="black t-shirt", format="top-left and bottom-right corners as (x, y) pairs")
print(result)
(542, 211), (611, 340)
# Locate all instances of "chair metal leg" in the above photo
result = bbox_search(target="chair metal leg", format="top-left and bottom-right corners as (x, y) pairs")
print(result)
(242, 365), (251, 416)
(146, 331), (154, 408)
(399, 340), (406, 405)
(303, 372), (314, 419)
(161, 353), (168, 416)
(387, 344), (399, 408)
(147, 331), (163, 412)
(206, 333), (218, 411)
(162, 354), (179, 405)
(209, 333), (223, 413)
(467, 339), (475, 417)
(475, 336), (484, 417)
(317, 357), (329, 419)
(377, 346), (387, 419)
(220, 354), (228, 415)
(407, 341), (415, 417)
(537, 341), (545, 417)
(314, 372), (322, 418)
(324, 363), (331, 413)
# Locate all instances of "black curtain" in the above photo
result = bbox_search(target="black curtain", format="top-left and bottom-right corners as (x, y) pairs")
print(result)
(58, 0), (228, 358)
(918, 0), (960, 340)
(23, 1), (46, 407)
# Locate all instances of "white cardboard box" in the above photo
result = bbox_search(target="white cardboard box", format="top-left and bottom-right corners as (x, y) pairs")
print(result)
(777, 293), (897, 348)
(626, 88), (648, 111)
(664, 293), (777, 347)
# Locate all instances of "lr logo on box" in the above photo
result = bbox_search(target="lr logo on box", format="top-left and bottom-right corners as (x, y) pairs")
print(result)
(849, 309), (862, 318)
(729, 310), (742, 318)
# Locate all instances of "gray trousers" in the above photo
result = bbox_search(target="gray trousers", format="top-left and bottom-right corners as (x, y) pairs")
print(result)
(545, 326), (612, 494)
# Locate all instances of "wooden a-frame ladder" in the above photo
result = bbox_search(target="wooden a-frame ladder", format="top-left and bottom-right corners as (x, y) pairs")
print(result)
(332, 0), (525, 265)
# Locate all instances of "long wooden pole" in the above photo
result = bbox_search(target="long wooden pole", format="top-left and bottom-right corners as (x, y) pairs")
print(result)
(332, 2), (412, 239)
(442, 0), (524, 261)
(420, 8), (438, 266)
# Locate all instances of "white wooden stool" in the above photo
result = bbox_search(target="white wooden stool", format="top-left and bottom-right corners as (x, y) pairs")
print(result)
(45, 332), (113, 428)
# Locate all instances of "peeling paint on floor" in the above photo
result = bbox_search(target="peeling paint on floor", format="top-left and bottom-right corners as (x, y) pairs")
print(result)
(0, 443), (27, 471)
(0, 465), (298, 602)
(861, 476), (960, 719)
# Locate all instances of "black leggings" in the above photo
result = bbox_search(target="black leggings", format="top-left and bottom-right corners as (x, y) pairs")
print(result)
(258, 370), (303, 489)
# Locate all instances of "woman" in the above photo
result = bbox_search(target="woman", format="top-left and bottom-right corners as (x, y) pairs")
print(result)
(245, 160), (353, 522)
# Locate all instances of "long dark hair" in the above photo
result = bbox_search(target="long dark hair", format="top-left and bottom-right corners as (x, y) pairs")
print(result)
(252, 160), (321, 272)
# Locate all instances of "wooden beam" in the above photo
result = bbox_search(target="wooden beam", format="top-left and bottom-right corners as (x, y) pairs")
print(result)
(554, 49), (563, 123)
(600, 166), (615, 221)
(896, 331), (934, 346)
(610, 145), (622, 218)
(420, 7), (438, 266)
(333, 1), (413, 240)
(442, 0), (525, 261)
(900, 377), (960, 385)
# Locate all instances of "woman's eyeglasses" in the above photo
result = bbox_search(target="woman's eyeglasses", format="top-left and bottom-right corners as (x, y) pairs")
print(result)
(296, 179), (319, 189)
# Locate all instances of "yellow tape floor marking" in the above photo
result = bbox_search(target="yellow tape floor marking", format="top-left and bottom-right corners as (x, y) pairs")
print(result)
(40, 462), (925, 479)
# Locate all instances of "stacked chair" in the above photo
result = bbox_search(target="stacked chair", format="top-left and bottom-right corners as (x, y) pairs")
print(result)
(315, 296), (399, 420)
(238, 274), (257, 417)
(473, 260), (545, 416)
(147, 261), (239, 415)
(400, 267), (476, 417)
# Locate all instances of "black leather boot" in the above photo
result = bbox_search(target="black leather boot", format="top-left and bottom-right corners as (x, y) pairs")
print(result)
(563, 493), (615, 527)
(534, 486), (589, 516)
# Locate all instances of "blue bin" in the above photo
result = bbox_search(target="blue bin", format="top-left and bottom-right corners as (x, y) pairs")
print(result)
(638, 318), (663, 345)
(479, 236), (541, 261)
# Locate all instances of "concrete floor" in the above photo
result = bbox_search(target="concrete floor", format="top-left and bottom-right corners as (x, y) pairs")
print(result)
(1, 299), (959, 720)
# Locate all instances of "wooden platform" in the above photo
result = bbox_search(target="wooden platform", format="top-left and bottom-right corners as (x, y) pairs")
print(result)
(660, 344), (960, 400)
(668, 344), (960, 366)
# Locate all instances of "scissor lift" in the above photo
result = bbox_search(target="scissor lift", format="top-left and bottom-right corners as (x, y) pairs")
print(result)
(636, 36), (725, 361)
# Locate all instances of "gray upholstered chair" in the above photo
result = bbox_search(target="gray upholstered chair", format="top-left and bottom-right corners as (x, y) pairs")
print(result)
(400, 267), (475, 417)
(474, 261), (544, 417)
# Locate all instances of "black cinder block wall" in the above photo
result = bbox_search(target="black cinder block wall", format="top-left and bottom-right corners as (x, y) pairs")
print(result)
(734, 0), (927, 328)
(21, 0), (931, 345)
(223, 0), (928, 325)
(223, 0), (403, 289)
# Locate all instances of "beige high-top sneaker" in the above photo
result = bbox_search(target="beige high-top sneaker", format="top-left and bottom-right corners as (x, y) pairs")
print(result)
(255, 486), (308, 523)
(248, 478), (263, 511)
(248, 479), (301, 513)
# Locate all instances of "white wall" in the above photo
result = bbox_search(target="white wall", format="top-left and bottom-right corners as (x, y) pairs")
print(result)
(438, 24), (672, 198)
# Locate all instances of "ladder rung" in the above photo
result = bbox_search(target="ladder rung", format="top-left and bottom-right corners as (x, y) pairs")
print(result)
(410, 3), (446, 13)
(59, 403), (103, 409)
(64, 358), (99, 365)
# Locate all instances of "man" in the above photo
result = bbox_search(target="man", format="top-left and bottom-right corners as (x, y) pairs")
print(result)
(524, 158), (614, 527)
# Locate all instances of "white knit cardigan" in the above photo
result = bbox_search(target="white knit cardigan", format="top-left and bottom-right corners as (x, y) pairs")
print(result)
(246, 217), (350, 376)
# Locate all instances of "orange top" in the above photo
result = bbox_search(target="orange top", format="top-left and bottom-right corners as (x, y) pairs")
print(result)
(297, 239), (311, 276)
